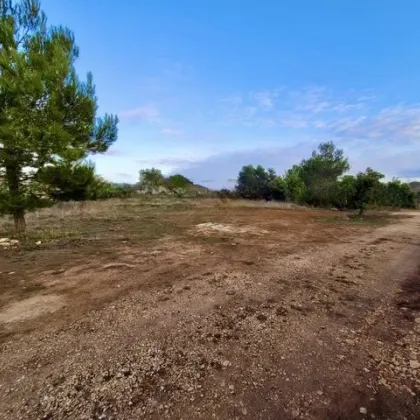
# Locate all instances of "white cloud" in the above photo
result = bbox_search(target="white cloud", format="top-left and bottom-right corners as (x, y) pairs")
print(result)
(251, 89), (280, 110)
(119, 104), (159, 122)
(329, 104), (420, 143)
(279, 117), (308, 129)
(161, 128), (183, 136)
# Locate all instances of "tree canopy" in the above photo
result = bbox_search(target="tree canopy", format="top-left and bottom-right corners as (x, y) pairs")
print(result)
(299, 142), (349, 206)
(0, 0), (118, 230)
(138, 168), (165, 193)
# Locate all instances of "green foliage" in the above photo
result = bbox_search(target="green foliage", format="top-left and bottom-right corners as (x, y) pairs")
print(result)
(166, 174), (192, 189)
(88, 179), (135, 200)
(138, 168), (165, 193)
(384, 179), (416, 208)
(334, 175), (357, 209)
(236, 165), (272, 199)
(299, 142), (349, 206)
(0, 0), (118, 230)
(233, 142), (416, 211)
(38, 161), (96, 201)
(284, 165), (306, 202)
(353, 168), (384, 215)
(166, 174), (192, 188)
(37, 161), (136, 201)
(165, 174), (192, 197)
(268, 176), (286, 201)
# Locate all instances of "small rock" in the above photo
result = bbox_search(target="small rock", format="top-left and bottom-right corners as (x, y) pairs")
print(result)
(291, 409), (300, 418)
(360, 407), (367, 415)
(226, 290), (235, 295)
(316, 390), (323, 396)
(409, 360), (420, 369)
(415, 318), (420, 324)
(0, 238), (9, 243)
(222, 360), (230, 368)
(256, 314), (267, 322)
(36, 240), (42, 246)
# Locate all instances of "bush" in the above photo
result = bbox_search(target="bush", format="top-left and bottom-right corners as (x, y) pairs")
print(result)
(217, 189), (240, 199)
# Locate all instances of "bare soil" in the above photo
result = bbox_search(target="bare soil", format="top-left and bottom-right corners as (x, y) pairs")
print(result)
(0, 199), (419, 419)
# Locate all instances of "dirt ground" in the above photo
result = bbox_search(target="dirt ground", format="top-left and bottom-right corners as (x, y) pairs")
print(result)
(0, 199), (419, 419)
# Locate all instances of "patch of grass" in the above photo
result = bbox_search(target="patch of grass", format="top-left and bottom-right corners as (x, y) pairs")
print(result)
(21, 283), (46, 294)
(314, 212), (395, 226)
(0, 198), (196, 249)
(194, 236), (231, 244)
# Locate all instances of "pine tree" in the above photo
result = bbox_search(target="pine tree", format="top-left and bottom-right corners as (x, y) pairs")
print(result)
(0, 0), (118, 231)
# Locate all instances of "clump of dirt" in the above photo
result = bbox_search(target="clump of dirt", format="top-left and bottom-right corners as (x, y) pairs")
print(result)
(0, 294), (64, 324)
(397, 266), (420, 311)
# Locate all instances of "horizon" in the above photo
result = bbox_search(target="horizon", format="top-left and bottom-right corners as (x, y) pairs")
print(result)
(42, 0), (420, 189)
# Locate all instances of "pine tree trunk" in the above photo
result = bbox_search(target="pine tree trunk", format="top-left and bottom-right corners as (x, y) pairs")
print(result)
(13, 210), (26, 232)
(5, 162), (26, 232)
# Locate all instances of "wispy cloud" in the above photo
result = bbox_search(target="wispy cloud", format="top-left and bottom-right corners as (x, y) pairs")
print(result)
(219, 86), (420, 147)
(279, 117), (308, 129)
(119, 104), (159, 123)
(292, 86), (371, 114)
(105, 148), (125, 156)
(220, 90), (280, 127)
(161, 128), (183, 136)
(135, 157), (198, 168)
(251, 89), (280, 110)
(329, 104), (420, 143)
(116, 172), (133, 180)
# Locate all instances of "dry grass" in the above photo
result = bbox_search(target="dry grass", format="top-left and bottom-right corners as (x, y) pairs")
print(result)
(0, 197), (399, 251)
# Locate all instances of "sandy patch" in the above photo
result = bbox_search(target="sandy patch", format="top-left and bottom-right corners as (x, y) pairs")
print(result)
(195, 222), (268, 235)
(0, 295), (64, 324)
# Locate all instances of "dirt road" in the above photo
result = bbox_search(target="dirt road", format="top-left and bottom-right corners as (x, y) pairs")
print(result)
(0, 209), (419, 419)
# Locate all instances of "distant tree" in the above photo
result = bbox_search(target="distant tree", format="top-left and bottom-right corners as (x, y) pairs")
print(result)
(166, 174), (193, 190)
(0, 0), (118, 231)
(236, 165), (265, 199)
(353, 168), (384, 215)
(334, 175), (357, 209)
(385, 179), (417, 208)
(300, 142), (349, 206)
(409, 181), (420, 193)
(236, 165), (283, 200)
(165, 174), (193, 197)
(284, 165), (306, 202)
(268, 176), (287, 201)
(138, 168), (165, 193)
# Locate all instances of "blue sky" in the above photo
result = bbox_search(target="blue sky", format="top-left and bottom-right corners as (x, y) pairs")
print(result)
(43, 0), (420, 188)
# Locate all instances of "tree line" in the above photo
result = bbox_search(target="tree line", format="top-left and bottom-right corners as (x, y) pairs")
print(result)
(234, 142), (417, 215)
